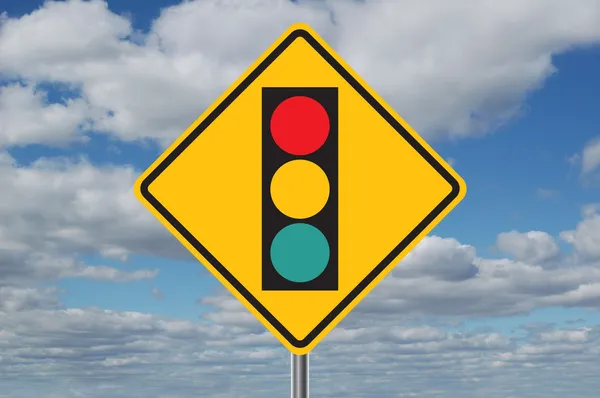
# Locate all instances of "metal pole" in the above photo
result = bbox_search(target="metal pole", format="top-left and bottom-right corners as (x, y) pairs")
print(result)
(291, 353), (309, 398)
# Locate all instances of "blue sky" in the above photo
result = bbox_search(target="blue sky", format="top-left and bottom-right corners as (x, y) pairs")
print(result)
(49, 46), (600, 321)
(17, 36), (600, 318)
(1, 1), (600, 397)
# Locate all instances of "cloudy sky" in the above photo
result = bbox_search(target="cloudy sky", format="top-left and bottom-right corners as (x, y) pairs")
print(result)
(1, 0), (600, 396)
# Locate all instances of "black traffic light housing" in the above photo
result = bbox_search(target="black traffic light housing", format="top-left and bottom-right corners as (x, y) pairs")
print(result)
(261, 87), (338, 291)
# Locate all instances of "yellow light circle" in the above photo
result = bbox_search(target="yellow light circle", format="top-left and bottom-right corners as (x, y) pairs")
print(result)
(270, 159), (330, 219)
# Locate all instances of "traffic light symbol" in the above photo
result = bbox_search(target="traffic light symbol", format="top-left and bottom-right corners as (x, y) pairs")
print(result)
(262, 87), (338, 291)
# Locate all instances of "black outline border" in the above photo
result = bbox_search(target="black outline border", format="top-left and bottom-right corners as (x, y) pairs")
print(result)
(140, 29), (461, 349)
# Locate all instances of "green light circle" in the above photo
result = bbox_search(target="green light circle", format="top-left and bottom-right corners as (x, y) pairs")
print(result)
(270, 223), (330, 283)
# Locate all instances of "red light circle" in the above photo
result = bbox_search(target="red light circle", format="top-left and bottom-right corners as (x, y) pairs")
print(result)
(270, 96), (330, 155)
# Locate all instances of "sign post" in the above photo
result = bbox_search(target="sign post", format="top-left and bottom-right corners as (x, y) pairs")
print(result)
(134, 23), (466, 395)
(292, 354), (309, 398)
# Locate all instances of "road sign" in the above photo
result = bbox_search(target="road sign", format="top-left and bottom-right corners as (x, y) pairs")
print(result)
(134, 23), (466, 355)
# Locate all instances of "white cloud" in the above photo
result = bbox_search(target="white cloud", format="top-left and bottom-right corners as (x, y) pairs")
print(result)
(0, 82), (92, 147)
(4, 145), (600, 320)
(1, 286), (600, 397)
(0, 159), (598, 395)
(0, 285), (61, 311)
(1, 1), (600, 396)
(0, 0), (132, 70)
(1, 0), (600, 146)
(68, 264), (158, 282)
(568, 152), (581, 166)
(582, 137), (600, 174)
(394, 236), (478, 281)
(560, 204), (600, 262)
(582, 203), (600, 218)
(570, 137), (600, 184)
(0, 152), (173, 284)
(0, 152), (183, 261)
(356, 242), (600, 318)
(538, 328), (590, 343)
(496, 230), (560, 264)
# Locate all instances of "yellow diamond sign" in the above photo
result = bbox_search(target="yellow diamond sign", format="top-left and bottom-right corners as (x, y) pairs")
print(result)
(134, 23), (466, 355)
